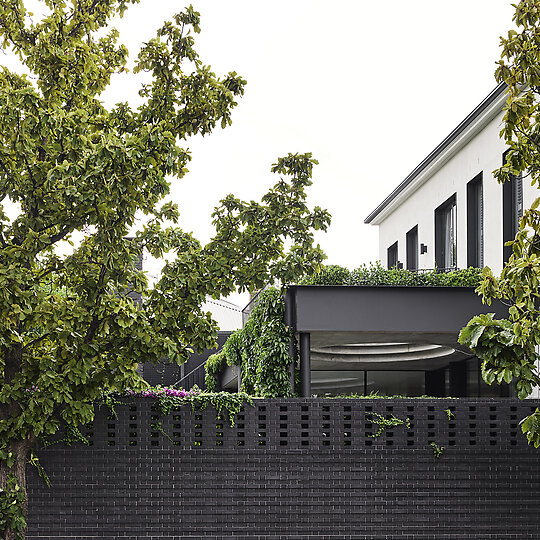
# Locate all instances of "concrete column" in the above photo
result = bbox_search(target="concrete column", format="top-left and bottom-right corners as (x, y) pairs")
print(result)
(449, 360), (468, 397)
(425, 367), (446, 397)
(284, 289), (297, 395)
(300, 332), (311, 397)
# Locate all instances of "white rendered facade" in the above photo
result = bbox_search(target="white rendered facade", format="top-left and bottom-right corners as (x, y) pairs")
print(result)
(202, 298), (243, 331)
(366, 83), (537, 276)
(365, 83), (540, 398)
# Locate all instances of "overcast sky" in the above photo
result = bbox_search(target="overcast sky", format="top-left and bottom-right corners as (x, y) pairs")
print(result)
(3, 1), (518, 304)
(101, 1), (515, 273)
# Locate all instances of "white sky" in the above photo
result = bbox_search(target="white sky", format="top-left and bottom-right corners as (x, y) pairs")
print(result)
(2, 0), (517, 307)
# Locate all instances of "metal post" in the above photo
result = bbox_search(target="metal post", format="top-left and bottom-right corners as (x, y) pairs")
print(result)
(300, 332), (311, 397)
(289, 337), (296, 394)
(284, 288), (297, 395)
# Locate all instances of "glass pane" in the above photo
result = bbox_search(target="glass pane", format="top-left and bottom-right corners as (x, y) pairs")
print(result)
(443, 202), (457, 269)
(311, 370), (365, 396)
(366, 371), (425, 397)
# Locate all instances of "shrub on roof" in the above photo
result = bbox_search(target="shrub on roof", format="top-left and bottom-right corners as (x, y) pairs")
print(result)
(301, 262), (482, 287)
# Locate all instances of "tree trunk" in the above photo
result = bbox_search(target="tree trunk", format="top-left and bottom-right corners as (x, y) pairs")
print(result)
(0, 439), (32, 539)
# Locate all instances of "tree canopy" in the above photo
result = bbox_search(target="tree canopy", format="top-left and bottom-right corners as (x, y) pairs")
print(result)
(0, 2), (330, 537)
(459, 0), (540, 447)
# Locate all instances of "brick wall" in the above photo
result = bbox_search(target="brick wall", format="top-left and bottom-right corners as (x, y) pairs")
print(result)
(26, 399), (540, 539)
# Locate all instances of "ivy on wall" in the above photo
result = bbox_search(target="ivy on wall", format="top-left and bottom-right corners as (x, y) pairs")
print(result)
(206, 288), (294, 397)
(205, 354), (228, 392)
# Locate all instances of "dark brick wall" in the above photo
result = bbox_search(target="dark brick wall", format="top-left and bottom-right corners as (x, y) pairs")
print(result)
(26, 399), (540, 539)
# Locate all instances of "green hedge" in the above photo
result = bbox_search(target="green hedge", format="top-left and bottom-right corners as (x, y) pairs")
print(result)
(300, 262), (482, 287)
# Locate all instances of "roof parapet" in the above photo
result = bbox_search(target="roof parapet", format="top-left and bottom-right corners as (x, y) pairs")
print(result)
(364, 82), (508, 225)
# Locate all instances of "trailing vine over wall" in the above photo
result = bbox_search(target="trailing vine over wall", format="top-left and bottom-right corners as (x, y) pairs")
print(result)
(0, 445), (26, 539)
(206, 288), (294, 397)
(154, 390), (252, 428)
(367, 412), (411, 437)
(100, 386), (254, 428)
(429, 442), (445, 458)
(0, 474), (26, 539)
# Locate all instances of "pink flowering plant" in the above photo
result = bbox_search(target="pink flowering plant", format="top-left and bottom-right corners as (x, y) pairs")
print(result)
(124, 385), (202, 400)
(102, 385), (252, 428)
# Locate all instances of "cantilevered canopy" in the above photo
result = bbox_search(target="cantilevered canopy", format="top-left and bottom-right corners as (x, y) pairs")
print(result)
(284, 286), (509, 396)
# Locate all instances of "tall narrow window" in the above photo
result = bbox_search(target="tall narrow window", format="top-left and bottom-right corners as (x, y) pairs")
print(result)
(387, 242), (398, 269)
(435, 194), (457, 271)
(467, 173), (483, 268)
(502, 151), (523, 263)
(406, 226), (418, 270)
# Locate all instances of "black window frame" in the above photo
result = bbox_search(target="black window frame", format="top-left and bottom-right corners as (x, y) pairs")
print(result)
(467, 172), (483, 268)
(406, 225), (418, 270)
(387, 241), (398, 269)
(435, 194), (457, 271)
(502, 150), (523, 263)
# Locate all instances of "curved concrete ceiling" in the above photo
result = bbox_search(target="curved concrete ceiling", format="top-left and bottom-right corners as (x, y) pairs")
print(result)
(312, 342), (455, 362)
(310, 341), (472, 371)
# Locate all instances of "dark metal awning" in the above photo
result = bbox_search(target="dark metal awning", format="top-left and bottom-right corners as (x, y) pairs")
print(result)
(284, 285), (509, 396)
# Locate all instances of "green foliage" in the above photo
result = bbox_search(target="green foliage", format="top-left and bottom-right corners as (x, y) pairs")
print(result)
(0, 3), (330, 533)
(301, 264), (350, 285)
(326, 392), (457, 399)
(520, 408), (540, 448)
(429, 442), (444, 458)
(27, 451), (51, 488)
(206, 288), (294, 397)
(0, 444), (16, 469)
(367, 412), (409, 437)
(301, 262), (482, 287)
(445, 408), (455, 420)
(204, 351), (227, 392)
(187, 392), (252, 427)
(459, 313), (539, 400)
(127, 388), (252, 428)
(460, 1), (540, 447)
(0, 474), (26, 539)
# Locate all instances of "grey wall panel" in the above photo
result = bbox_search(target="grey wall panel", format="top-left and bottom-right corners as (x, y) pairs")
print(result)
(287, 286), (508, 337)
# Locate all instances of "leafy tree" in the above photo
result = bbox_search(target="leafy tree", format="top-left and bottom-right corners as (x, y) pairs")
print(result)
(0, 2), (330, 537)
(459, 0), (540, 447)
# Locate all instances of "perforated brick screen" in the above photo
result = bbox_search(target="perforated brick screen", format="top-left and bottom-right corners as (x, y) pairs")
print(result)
(26, 398), (540, 539)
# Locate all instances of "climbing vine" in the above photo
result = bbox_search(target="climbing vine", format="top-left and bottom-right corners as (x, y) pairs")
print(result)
(205, 352), (228, 392)
(0, 445), (26, 539)
(367, 413), (411, 437)
(0, 474), (26, 539)
(206, 288), (294, 397)
(429, 442), (445, 458)
(27, 452), (51, 488)
(445, 408), (455, 420)
(154, 389), (252, 428)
